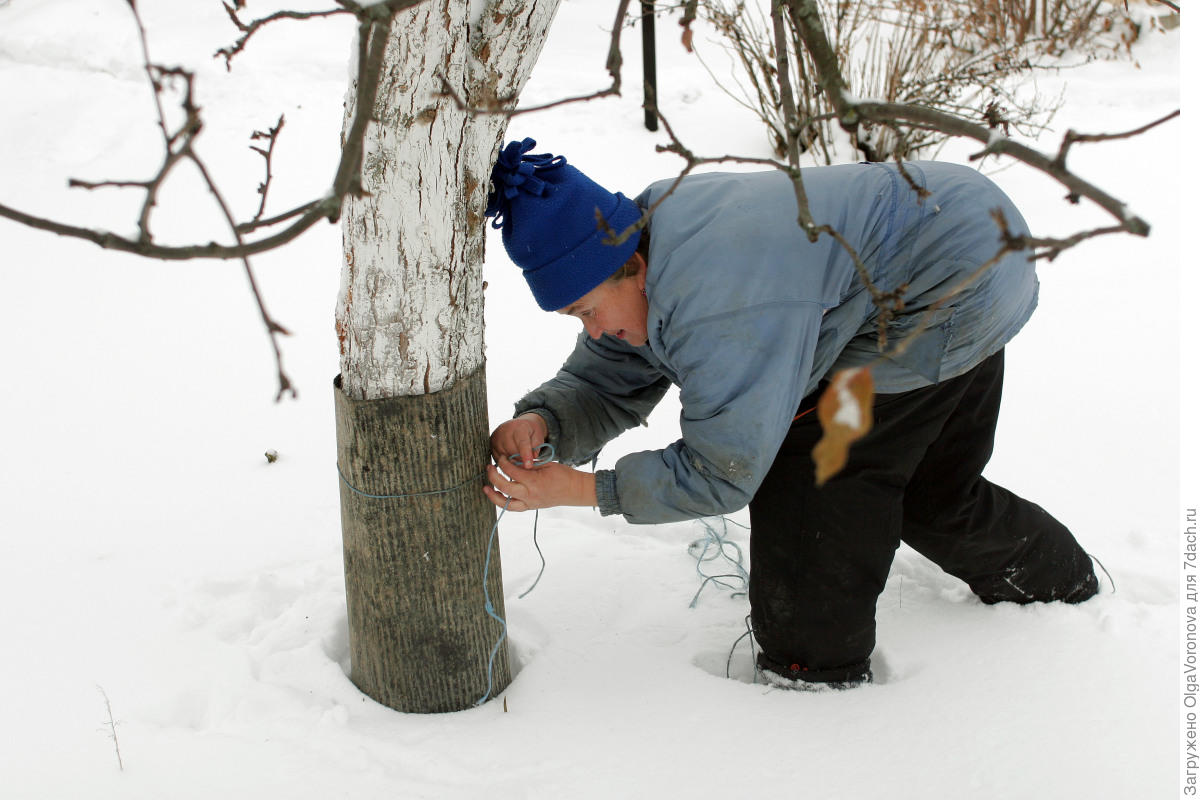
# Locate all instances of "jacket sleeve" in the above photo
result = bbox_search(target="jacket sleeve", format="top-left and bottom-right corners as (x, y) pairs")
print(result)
(605, 300), (825, 524)
(513, 331), (672, 467)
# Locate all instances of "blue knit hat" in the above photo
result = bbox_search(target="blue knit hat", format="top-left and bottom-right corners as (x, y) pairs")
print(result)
(485, 138), (642, 311)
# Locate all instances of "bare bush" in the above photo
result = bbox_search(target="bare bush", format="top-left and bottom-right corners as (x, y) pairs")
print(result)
(693, 0), (1140, 162)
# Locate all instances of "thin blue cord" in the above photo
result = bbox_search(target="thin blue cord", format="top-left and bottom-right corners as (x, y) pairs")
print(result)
(729, 614), (760, 682)
(682, 518), (759, 680)
(336, 463), (483, 500)
(477, 442), (555, 705)
(518, 509), (546, 599)
(507, 442), (556, 468)
(688, 515), (751, 607)
(476, 496), (510, 706)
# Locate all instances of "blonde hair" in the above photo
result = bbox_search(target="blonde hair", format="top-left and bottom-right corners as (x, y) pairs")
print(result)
(604, 230), (649, 283)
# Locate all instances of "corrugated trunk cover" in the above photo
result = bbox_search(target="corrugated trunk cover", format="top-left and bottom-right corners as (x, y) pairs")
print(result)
(334, 367), (510, 712)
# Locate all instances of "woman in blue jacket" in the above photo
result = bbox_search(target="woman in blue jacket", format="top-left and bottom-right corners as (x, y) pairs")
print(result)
(482, 138), (1097, 689)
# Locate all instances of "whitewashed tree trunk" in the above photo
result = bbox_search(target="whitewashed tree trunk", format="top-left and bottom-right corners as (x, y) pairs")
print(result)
(338, 0), (560, 400)
(334, 0), (561, 713)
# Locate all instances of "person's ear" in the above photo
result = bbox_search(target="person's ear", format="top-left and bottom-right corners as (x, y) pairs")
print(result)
(631, 250), (647, 283)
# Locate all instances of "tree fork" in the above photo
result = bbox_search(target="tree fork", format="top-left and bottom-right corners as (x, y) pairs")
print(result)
(334, 365), (509, 713)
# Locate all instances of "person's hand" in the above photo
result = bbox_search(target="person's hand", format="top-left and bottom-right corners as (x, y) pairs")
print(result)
(483, 460), (597, 512)
(489, 413), (549, 471)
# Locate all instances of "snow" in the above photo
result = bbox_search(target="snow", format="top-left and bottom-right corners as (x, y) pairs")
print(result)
(831, 369), (864, 431)
(0, 1), (1187, 798)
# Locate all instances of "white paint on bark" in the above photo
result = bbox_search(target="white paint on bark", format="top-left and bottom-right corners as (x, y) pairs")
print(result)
(338, 0), (561, 400)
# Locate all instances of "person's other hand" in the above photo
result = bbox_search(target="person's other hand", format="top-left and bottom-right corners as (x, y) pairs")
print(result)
(489, 413), (548, 470)
(483, 460), (596, 512)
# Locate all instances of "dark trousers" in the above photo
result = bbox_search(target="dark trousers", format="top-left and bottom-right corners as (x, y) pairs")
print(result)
(748, 349), (1097, 684)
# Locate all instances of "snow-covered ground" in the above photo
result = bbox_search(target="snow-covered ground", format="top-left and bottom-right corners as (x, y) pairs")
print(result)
(0, 1), (1187, 797)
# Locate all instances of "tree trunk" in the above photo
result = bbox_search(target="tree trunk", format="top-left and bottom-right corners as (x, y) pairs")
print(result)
(335, 0), (560, 712)
(335, 369), (501, 713)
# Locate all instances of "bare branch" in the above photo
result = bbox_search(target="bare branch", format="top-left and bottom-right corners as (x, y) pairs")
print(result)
(783, 0), (850, 132)
(127, 0), (170, 143)
(680, 0), (699, 51)
(0, 4), (398, 261)
(891, 156), (931, 201)
(878, 244), (1007, 366)
(235, 198), (323, 234)
(249, 115), (286, 223)
(599, 99), (789, 248)
(437, 0), (633, 117)
(0, 198), (338, 259)
(188, 153), (295, 400)
(990, 209), (1130, 263)
(127, 3), (203, 243)
(332, 14), (394, 202)
(770, 0), (817, 238)
(850, 98), (1153, 235)
(1053, 109), (1180, 168)
(215, 4), (353, 70)
(213, 0), (427, 71)
(96, 685), (123, 772)
(67, 178), (151, 191)
(872, 206), (1126, 371)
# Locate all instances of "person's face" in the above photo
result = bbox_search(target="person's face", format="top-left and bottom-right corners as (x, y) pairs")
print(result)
(557, 252), (649, 346)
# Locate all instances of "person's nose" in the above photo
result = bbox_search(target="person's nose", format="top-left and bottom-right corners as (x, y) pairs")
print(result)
(583, 317), (603, 339)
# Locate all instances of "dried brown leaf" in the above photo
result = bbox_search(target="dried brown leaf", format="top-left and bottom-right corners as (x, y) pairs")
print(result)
(812, 367), (874, 486)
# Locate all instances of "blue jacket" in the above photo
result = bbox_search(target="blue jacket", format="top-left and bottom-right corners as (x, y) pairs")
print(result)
(514, 161), (1036, 524)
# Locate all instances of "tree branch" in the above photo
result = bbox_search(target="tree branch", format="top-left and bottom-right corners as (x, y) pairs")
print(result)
(437, 0), (633, 117)
(216, 4), (353, 69)
(189, 151), (295, 400)
(1053, 109), (1180, 168)
(777, 0), (1161, 239)
(0, 0), (408, 397)
(851, 98), (1153, 235)
(249, 114), (286, 224)
(0, 2), (402, 260)
(235, 198), (323, 234)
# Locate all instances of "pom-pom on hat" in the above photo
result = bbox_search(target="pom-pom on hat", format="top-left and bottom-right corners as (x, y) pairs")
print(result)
(485, 138), (642, 311)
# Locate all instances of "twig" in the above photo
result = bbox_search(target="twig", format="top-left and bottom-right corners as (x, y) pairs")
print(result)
(1053, 109), (1180, 168)
(216, 4), (353, 70)
(126, 0), (169, 143)
(332, 14), (394, 201)
(0, 197), (338, 259)
(190, 151), (295, 400)
(67, 179), (152, 191)
(599, 100), (787, 247)
(235, 198), (323, 234)
(646, 96), (906, 334)
(135, 65), (201, 243)
(249, 114), (286, 223)
(990, 209), (1129, 263)
(846, 99), (1151, 236)
(770, 0), (818, 239)
(129, 1), (295, 397)
(437, 0), (633, 117)
(96, 685), (124, 772)
(0, 3), (398, 260)
(680, 0), (699, 51)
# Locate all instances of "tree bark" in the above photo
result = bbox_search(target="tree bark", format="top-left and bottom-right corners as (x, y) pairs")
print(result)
(335, 0), (560, 712)
(337, 0), (561, 400)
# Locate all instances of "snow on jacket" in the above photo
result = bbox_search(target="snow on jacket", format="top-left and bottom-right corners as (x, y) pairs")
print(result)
(514, 161), (1037, 524)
